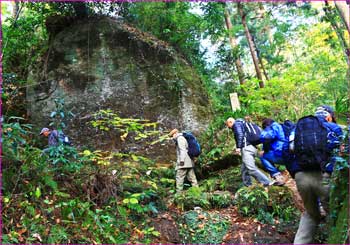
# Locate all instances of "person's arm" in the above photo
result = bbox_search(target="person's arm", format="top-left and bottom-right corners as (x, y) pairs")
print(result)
(177, 136), (188, 164)
(233, 121), (245, 149)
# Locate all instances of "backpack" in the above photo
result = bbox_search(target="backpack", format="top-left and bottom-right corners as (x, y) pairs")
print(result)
(57, 131), (72, 146)
(280, 120), (295, 141)
(294, 115), (330, 170)
(243, 122), (262, 146)
(280, 120), (295, 155)
(182, 132), (201, 159)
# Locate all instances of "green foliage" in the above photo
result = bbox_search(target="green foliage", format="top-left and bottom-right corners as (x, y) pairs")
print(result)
(174, 187), (211, 211)
(208, 191), (232, 208)
(49, 98), (74, 130)
(180, 210), (230, 244)
(235, 185), (269, 217)
(326, 133), (349, 243)
(2, 116), (32, 161)
(126, 2), (203, 64)
(90, 109), (158, 141)
(235, 185), (299, 224)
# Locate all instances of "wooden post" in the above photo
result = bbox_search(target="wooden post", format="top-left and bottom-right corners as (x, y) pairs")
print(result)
(230, 93), (241, 111)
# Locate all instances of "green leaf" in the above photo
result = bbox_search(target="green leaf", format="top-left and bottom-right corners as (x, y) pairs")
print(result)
(35, 187), (41, 198)
(129, 198), (138, 204)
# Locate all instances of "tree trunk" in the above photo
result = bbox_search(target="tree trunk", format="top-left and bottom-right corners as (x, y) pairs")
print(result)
(324, 1), (350, 67)
(334, 1), (350, 35)
(223, 5), (246, 85)
(258, 2), (273, 46)
(259, 55), (269, 81)
(12, 1), (19, 19)
(237, 2), (265, 88)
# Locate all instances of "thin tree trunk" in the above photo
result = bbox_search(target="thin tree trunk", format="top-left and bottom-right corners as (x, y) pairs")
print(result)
(12, 1), (19, 19)
(237, 2), (264, 88)
(223, 5), (245, 85)
(258, 2), (273, 46)
(334, 1), (350, 35)
(259, 55), (269, 81)
(324, 1), (350, 67)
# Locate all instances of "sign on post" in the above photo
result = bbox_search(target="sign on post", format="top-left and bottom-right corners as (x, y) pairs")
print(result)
(230, 93), (240, 112)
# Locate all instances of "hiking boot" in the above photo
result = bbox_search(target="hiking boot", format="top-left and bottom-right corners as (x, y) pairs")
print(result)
(263, 181), (275, 187)
(273, 174), (285, 186)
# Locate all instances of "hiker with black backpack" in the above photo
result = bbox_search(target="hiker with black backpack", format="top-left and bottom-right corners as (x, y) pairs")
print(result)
(291, 106), (343, 244)
(259, 118), (290, 186)
(169, 128), (199, 192)
(226, 117), (273, 187)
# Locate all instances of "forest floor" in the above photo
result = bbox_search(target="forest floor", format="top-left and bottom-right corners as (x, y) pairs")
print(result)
(153, 171), (304, 244)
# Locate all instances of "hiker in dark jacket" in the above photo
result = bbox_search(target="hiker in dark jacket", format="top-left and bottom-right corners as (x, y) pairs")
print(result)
(293, 106), (343, 244)
(226, 117), (272, 187)
(40, 127), (71, 147)
(259, 118), (287, 186)
(40, 127), (60, 146)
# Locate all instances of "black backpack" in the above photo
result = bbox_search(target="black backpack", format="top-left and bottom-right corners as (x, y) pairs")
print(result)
(182, 132), (201, 159)
(243, 122), (262, 146)
(57, 131), (72, 146)
(294, 115), (330, 170)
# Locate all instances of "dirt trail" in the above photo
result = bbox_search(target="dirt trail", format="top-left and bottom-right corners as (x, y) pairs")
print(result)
(153, 171), (304, 244)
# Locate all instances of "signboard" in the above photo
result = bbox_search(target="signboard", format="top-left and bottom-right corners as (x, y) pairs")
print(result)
(230, 92), (240, 111)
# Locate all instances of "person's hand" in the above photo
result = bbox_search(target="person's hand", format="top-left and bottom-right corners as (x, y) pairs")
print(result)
(258, 150), (264, 157)
(339, 144), (345, 156)
(235, 148), (241, 155)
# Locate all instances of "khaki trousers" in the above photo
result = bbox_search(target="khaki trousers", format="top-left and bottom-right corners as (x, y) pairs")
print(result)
(176, 168), (198, 191)
(294, 171), (330, 244)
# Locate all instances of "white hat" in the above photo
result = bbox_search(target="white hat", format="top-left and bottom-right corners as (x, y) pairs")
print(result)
(39, 127), (50, 135)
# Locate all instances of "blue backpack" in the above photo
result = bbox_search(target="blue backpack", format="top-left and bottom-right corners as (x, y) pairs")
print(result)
(294, 116), (330, 170)
(182, 132), (201, 159)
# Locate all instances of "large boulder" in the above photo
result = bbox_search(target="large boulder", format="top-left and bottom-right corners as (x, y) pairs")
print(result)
(27, 17), (212, 161)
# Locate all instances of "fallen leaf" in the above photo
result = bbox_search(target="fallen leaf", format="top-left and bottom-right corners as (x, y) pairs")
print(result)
(32, 233), (42, 242)
(198, 214), (205, 219)
(17, 228), (27, 235)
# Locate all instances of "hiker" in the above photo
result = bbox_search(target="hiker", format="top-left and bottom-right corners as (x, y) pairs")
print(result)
(169, 128), (198, 192)
(40, 127), (71, 147)
(225, 117), (272, 187)
(259, 118), (287, 186)
(291, 106), (343, 244)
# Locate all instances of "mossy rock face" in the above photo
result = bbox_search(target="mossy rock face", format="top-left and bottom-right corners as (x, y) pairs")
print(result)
(27, 17), (212, 162)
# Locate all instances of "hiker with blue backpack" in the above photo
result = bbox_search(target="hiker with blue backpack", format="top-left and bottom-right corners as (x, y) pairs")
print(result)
(226, 117), (273, 187)
(169, 128), (199, 192)
(290, 106), (343, 244)
(259, 118), (295, 186)
(40, 127), (72, 147)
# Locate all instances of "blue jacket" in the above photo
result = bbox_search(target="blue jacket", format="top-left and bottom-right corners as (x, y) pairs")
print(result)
(260, 122), (285, 157)
(288, 117), (343, 177)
